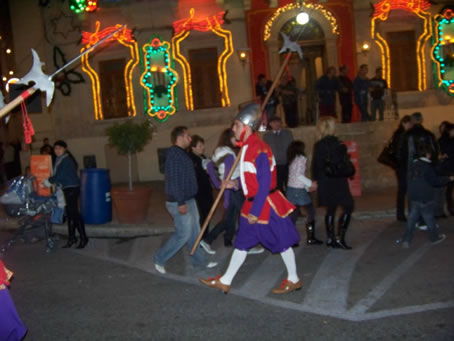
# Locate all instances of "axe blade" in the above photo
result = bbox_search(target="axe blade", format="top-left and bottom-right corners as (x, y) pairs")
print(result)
(16, 49), (55, 107)
(279, 32), (303, 60)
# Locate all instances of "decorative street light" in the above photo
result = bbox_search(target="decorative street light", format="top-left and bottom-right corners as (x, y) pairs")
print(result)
(296, 11), (309, 25)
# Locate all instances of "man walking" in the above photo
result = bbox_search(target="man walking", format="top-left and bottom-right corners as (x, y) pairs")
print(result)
(153, 126), (217, 274)
(200, 103), (301, 295)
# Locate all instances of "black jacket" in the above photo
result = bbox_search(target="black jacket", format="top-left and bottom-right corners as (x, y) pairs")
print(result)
(408, 158), (450, 203)
(397, 124), (438, 170)
(312, 135), (353, 207)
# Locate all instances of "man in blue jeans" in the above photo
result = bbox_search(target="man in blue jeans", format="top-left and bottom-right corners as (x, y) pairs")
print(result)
(398, 143), (452, 248)
(153, 126), (218, 274)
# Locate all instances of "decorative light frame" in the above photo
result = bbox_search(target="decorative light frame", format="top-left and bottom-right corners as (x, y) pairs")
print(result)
(171, 8), (233, 111)
(81, 22), (139, 120)
(431, 8), (454, 95)
(263, 2), (339, 42)
(371, 0), (432, 91)
(140, 36), (179, 122)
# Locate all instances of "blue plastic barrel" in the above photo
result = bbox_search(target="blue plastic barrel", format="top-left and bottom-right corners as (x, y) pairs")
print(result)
(80, 168), (112, 224)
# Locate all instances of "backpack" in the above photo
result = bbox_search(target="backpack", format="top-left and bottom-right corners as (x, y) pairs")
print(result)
(324, 142), (356, 178)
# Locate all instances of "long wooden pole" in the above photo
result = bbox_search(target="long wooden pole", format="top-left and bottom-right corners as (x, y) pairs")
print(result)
(190, 51), (294, 256)
(0, 26), (125, 120)
(0, 88), (37, 119)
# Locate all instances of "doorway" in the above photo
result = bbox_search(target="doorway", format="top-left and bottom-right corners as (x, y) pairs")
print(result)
(278, 17), (326, 125)
(282, 44), (325, 125)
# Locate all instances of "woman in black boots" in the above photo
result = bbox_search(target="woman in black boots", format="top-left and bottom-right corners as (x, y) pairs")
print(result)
(46, 140), (88, 249)
(312, 117), (355, 249)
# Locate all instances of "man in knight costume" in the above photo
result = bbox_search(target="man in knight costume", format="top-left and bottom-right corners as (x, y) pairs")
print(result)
(200, 103), (301, 294)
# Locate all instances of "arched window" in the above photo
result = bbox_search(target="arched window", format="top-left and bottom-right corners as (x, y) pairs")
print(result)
(279, 17), (325, 43)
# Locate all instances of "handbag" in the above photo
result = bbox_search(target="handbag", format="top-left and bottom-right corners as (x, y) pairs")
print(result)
(377, 143), (398, 169)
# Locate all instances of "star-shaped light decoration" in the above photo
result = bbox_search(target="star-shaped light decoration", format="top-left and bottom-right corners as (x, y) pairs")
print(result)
(50, 9), (81, 40)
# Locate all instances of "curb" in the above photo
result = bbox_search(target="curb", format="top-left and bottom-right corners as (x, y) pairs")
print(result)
(0, 218), (174, 238)
(1, 209), (396, 238)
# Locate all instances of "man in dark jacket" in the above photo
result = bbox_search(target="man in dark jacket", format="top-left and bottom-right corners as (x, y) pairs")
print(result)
(153, 126), (217, 274)
(338, 65), (353, 123)
(399, 143), (453, 248)
(397, 112), (438, 172)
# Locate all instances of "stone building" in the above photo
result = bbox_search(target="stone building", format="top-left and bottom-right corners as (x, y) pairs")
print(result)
(1, 0), (454, 191)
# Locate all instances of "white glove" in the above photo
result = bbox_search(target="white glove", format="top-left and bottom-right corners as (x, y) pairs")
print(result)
(202, 158), (211, 171)
(42, 178), (52, 188)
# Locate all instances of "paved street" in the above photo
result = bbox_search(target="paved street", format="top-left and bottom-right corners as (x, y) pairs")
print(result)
(1, 216), (453, 340)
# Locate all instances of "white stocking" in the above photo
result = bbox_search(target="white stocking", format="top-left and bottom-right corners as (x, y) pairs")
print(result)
(280, 248), (299, 283)
(220, 249), (247, 285)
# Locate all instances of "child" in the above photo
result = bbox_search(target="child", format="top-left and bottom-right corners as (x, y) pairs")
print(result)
(286, 140), (321, 244)
(399, 142), (453, 248)
(0, 259), (27, 340)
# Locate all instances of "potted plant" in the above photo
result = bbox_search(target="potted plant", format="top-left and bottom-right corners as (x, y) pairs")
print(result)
(106, 119), (153, 224)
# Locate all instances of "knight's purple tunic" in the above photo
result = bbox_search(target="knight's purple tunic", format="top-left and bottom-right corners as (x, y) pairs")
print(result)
(234, 150), (300, 253)
(0, 287), (27, 341)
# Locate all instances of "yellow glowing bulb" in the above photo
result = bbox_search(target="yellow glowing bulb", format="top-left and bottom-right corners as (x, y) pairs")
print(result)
(161, 67), (166, 72)
(8, 71), (13, 75)
(239, 52), (247, 59)
(6, 49), (11, 54)
(445, 35), (451, 40)
(2, 76), (7, 81)
(296, 12), (309, 25)
(362, 42), (370, 50)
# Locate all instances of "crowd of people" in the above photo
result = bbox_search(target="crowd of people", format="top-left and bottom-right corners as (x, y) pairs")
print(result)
(254, 64), (389, 127)
(151, 101), (361, 295)
(153, 103), (452, 297)
(316, 64), (389, 123)
(385, 112), (454, 247)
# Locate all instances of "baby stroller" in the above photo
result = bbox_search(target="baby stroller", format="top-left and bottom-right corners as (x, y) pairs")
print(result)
(0, 175), (62, 253)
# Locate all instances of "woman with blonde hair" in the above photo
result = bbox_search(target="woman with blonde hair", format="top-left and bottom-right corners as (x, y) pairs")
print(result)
(312, 117), (355, 249)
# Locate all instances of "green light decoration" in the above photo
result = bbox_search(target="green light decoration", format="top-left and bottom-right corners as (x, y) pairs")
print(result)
(140, 36), (179, 122)
(432, 8), (454, 96)
(69, 0), (87, 14)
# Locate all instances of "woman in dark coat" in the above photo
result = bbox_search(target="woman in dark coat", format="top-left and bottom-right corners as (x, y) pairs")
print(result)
(312, 117), (354, 249)
(390, 115), (412, 221)
(46, 140), (88, 249)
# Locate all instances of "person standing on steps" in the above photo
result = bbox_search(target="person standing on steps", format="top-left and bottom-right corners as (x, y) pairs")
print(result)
(44, 140), (88, 249)
(153, 126), (218, 274)
(263, 116), (293, 192)
(353, 64), (371, 122)
(200, 103), (301, 295)
(286, 140), (322, 245)
(338, 65), (353, 123)
(312, 117), (355, 250)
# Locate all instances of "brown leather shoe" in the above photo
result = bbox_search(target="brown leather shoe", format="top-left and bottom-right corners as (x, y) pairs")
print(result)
(200, 275), (231, 294)
(271, 279), (302, 294)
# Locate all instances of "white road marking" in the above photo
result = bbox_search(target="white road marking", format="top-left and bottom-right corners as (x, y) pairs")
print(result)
(72, 223), (453, 322)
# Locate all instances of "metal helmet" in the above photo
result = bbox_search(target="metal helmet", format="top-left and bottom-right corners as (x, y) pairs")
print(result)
(235, 103), (261, 131)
